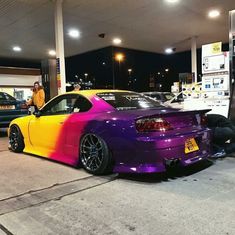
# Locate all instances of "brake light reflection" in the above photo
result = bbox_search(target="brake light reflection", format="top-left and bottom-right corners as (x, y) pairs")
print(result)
(136, 117), (173, 132)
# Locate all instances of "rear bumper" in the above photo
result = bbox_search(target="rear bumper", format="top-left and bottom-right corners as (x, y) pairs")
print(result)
(113, 129), (211, 173)
(113, 148), (210, 173)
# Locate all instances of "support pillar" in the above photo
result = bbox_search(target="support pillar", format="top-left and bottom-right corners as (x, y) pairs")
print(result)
(191, 36), (197, 83)
(54, 0), (66, 94)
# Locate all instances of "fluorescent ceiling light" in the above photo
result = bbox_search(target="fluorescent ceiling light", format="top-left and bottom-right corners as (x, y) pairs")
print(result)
(68, 29), (80, 38)
(113, 38), (122, 45)
(208, 10), (220, 18)
(13, 46), (22, 52)
(48, 50), (56, 56)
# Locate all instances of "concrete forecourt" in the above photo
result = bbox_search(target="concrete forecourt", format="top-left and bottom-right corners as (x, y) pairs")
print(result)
(0, 129), (235, 234)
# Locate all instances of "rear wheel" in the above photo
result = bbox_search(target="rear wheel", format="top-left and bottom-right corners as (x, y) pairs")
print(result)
(80, 134), (112, 175)
(9, 125), (25, 153)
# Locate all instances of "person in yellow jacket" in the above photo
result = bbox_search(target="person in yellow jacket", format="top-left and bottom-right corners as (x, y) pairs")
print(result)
(27, 81), (45, 112)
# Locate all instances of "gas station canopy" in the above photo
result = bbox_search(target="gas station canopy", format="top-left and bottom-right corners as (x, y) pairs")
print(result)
(0, 0), (234, 59)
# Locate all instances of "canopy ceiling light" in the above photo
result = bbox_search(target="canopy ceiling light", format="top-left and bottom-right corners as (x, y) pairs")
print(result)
(68, 29), (80, 38)
(113, 38), (122, 45)
(12, 46), (22, 52)
(208, 10), (220, 18)
(165, 48), (175, 54)
(165, 0), (180, 3)
(48, 50), (56, 56)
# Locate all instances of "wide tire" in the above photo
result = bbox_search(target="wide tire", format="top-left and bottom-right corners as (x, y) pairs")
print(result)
(9, 125), (25, 153)
(80, 134), (113, 175)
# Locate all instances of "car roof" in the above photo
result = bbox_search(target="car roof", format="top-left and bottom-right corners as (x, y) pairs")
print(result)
(67, 89), (134, 97)
(142, 92), (171, 95)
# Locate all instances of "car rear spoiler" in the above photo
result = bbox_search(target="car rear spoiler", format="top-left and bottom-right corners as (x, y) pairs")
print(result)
(135, 109), (211, 120)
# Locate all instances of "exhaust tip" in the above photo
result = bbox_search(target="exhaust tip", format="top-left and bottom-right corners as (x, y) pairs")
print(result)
(165, 158), (180, 167)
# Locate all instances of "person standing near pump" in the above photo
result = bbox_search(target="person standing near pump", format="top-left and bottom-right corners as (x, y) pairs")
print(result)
(27, 81), (45, 112)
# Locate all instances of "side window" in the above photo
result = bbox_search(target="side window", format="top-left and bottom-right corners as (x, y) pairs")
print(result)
(72, 96), (92, 113)
(41, 95), (78, 115)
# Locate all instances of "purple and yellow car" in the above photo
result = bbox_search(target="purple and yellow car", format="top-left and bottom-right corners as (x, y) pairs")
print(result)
(9, 90), (211, 174)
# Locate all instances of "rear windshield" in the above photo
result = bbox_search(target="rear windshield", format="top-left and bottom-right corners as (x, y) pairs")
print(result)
(97, 92), (163, 110)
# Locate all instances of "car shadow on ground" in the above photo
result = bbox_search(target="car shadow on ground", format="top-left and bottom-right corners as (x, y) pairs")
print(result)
(117, 160), (213, 183)
(0, 128), (7, 137)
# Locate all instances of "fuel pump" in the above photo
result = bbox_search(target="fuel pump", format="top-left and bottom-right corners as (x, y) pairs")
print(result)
(201, 42), (230, 117)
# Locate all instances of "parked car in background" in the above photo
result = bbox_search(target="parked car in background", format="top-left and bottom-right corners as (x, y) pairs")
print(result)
(9, 89), (211, 175)
(141, 92), (175, 104)
(164, 93), (185, 109)
(142, 91), (186, 109)
(0, 92), (28, 127)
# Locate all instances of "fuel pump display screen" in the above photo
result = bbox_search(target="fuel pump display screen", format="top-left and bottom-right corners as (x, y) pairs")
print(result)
(203, 54), (225, 72)
(213, 78), (224, 88)
(202, 75), (229, 92)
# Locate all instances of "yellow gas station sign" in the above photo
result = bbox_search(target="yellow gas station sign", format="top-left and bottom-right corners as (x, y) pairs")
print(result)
(211, 42), (222, 54)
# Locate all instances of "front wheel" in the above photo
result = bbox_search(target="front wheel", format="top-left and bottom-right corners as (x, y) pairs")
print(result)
(9, 125), (25, 153)
(80, 134), (113, 175)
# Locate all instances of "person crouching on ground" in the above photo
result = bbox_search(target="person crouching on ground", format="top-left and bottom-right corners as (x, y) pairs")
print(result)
(27, 81), (45, 112)
(207, 114), (235, 158)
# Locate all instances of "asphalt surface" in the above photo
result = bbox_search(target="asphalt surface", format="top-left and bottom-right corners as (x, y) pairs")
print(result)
(0, 128), (235, 235)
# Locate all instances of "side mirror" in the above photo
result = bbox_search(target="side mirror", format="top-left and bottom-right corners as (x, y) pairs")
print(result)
(33, 111), (41, 118)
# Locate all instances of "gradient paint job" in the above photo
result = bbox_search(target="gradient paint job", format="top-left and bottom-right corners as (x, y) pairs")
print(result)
(49, 92), (112, 165)
(9, 90), (211, 173)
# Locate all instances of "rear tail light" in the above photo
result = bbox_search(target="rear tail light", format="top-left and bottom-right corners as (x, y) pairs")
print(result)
(200, 114), (207, 126)
(20, 103), (28, 110)
(136, 117), (173, 132)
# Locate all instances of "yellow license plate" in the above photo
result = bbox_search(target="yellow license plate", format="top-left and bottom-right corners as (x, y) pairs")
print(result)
(0, 105), (15, 110)
(185, 138), (199, 154)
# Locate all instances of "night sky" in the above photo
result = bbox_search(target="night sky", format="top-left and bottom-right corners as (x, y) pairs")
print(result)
(65, 46), (197, 92)
(0, 43), (229, 92)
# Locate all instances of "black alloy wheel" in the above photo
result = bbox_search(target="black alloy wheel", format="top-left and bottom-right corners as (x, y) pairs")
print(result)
(80, 134), (112, 175)
(9, 125), (25, 153)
